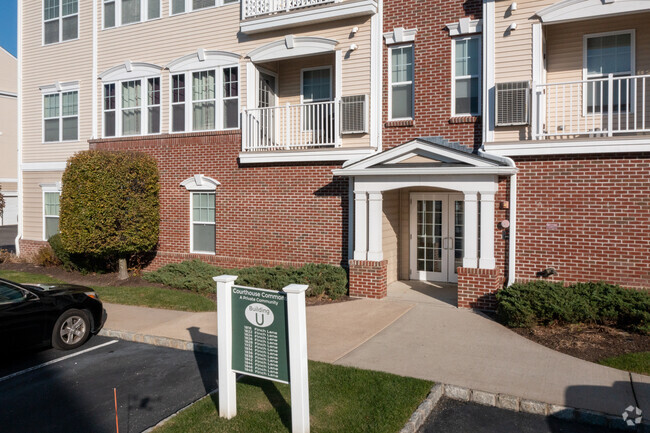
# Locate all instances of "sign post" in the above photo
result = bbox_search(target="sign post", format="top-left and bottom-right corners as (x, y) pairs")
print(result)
(214, 276), (310, 433)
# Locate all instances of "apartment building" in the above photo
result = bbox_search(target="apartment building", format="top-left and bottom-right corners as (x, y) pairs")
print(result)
(17, 0), (649, 309)
(0, 47), (18, 226)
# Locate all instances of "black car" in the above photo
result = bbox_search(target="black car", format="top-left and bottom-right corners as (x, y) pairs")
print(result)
(0, 278), (106, 351)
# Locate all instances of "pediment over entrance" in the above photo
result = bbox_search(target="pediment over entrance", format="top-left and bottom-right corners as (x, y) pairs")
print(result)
(334, 137), (517, 176)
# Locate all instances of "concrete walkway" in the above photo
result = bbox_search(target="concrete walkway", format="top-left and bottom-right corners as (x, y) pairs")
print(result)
(102, 283), (649, 419)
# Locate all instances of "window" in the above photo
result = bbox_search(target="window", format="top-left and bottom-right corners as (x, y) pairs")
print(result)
(389, 45), (414, 120)
(584, 31), (634, 113)
(172, 66), (239, 133)
(191, 192), (215, 254)
(0, 283), (25, 304)
(44, 0), (78, 45)
(103, 77), (161, 137)
(44, 192), (61, 240)
(171, 0), (237, 15)
(104, 0), (160, 29)
(302, 67), (331, 103)
(453, 36), (481, 116)
(44, 91), (78, 142)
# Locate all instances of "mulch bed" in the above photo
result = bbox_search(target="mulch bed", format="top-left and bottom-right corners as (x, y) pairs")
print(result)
(512, 324), (650, 363)
(0, 262), (351, 306)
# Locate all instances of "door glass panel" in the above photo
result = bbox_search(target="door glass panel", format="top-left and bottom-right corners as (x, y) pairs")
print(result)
(453, 200), (464, 274)
(417, 200), (442, 273)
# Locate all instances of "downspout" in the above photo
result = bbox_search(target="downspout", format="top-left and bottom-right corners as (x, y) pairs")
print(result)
(503, 157), (517, 287)
(15, 0), (23, 255)
(92, 0), (98, 139)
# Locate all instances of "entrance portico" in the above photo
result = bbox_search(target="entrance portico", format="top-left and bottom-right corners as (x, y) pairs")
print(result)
(333, 137), (517, 308)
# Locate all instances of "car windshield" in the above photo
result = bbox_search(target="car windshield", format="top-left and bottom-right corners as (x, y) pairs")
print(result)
(0, 282), (26, 304)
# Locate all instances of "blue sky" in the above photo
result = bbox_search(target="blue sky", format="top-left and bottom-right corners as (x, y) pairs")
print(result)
(0, 0), (17, 57)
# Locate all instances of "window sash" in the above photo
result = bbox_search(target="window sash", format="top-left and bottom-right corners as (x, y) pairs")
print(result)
(44, 91), (78, 142)
(389, 45), (414, 120)
(44, 191), (61, 240)
(44, 0), (78, 44)
(586, 32), (632, 78)
(302, 68), (331, 103)
(147, 77), (161, 134)
(191, 192), (215, 253)
(453, 36), (481, 116)
(104, 0), (160, 28)
(223, 67), (239, 129)
(172, 0), (225, 15)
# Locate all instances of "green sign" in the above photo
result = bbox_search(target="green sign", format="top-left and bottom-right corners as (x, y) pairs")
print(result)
(231, 286), (289, 383)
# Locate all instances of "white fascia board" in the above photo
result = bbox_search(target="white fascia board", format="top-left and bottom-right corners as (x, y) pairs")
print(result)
(40, 81), (79, 94)
(484, 138), (650, 156)
(537, 0), (650, 24)
(21, 162), (67, 172)
(240, 0), (377, 35)
(333, 167), (517, 176)
(239, 148), (375, 164)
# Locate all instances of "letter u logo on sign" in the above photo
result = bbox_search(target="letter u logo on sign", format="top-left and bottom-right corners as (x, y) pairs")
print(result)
(245, 303), (275, 328)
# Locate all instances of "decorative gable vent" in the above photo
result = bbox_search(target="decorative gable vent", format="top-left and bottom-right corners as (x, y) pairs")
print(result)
(341, 95), (368, 134)
(495, 81), (530, 126)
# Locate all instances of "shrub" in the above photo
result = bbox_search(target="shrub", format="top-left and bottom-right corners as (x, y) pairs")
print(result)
(48, 234), (75, 270)
(143, 259), (349, 300)
(60, 150), (160, 278)
(34, 245), (61, 267)
(496, 281), (650, 334)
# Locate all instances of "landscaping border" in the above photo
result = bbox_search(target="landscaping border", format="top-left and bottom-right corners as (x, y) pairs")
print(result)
(98, 329), (217, 354)
(400, 384), (649, 433)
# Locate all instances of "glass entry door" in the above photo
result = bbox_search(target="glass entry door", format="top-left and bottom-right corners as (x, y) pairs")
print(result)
(409, 193), (464, 283)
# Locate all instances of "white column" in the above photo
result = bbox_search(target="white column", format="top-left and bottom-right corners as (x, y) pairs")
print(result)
(463, 192), (478, 268)
(367, 191), (383, 261)
(214, 275), (239, 419)
(479, 192), (496, 269)
(353, 191), (368, 260)
(335, 50), (343, 147)
(283, 284), (311, 433)
(246, 61), (256, 110)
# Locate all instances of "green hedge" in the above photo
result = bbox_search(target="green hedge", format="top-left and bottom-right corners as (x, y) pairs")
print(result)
(496, 281), (650, 334)
(143, 260), (348, 299)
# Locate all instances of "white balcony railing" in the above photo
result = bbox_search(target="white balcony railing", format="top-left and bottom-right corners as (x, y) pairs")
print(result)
(243, 100), (340, 152)
(242, 0), (336, 19)
(533, 74), (650, 139)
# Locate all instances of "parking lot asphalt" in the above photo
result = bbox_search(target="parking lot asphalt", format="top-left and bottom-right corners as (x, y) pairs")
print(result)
(0, 224), (17, 253)
(418, 398), (618, 433)
(0, 336), (217, 433)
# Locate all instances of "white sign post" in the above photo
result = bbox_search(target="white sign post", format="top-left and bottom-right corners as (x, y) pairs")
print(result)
(214, 275), (311, 433)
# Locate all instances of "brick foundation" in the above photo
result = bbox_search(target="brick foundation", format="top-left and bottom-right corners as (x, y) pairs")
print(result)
(348, 260), (388, 299)
(457, 267), (504, 311)
(18, 239), (48, 258)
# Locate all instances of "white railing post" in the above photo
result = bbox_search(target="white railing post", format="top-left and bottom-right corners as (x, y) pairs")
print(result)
(607, 73), (614, 137)
(241, 0), (245, 19)
(214, 275), (239, 419)
(335, 99), (341, 147)
(531, 81), (538, 140)
(285, 103), (290, 150)
(241, 110), (247, 152)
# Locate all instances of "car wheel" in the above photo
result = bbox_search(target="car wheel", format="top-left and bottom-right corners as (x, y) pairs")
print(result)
(52, 309), (90, 350)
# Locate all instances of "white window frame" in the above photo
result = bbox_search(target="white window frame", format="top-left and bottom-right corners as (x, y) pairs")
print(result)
(582, 29), (635, 116)
(388, 44), (415, 121)
(42, 88), (79, 143)
(169, 65), (240, 133)
(102, 0), (161, 30)
(300, 66), (333, 104)
(169, 0), (238, 16)
(43, 0), (79, 45)
(42, 188), (62, 241)
(189, 191), (216, 255)
(102, 76), (162, 138)
(451, 35), (482, 117)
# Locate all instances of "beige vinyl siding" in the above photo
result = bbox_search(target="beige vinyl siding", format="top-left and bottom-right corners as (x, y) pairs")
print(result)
(22, 171), (62, 241)
(0, 96), (18, 180)
(22, 0), (93, 163)
(0, 49), (17, 94)
(382, 190), (399, 284)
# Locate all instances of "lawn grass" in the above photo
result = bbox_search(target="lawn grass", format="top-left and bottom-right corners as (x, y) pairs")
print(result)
(0, 270), (215, 312)
(599, 352), (650, 375)
(156, 361), (433, 433)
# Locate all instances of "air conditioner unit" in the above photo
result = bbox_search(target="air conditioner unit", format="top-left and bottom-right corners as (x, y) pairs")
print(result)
(340, 95), (368, 134)
(495, 81), (530, 126)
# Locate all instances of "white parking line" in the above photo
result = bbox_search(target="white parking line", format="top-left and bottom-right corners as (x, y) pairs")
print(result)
(0, 340), (119, 383)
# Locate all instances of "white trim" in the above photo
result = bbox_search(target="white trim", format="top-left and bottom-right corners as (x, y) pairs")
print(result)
(189, 191), (216, 255)
(39, 182), (62, 192)
(239, 148), (375, 164)
(169, 0), (237, 17)
(240, 0), (377, 34)
(382, 27), (417, 45)
(40, 81), (79, 93)
(485, 138), (650, 156)
(483, 0), (495, 144)
(42, 189), (61, 241)
(388, 44), (414, 121)
(103, 0), (162, 29)
(247, 37), (338, 63)
(92, 0), (98, 139)
(180, 174), (221, 191)
(451, 35), (482, 117)
(370, 3), (382, 151)
(99, 61), (163, 81)
(16, 0), (23, 254)
(537, 0), (650, 24)
(339, 167), (517, 176)
(167, 50), (241, 73)
(21, 162), (67, 172)
(446, 18), (482, 37)
(0, 178), (18, 183)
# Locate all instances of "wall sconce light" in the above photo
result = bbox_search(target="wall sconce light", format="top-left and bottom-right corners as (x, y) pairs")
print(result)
(511, 2), (517, 12)
(508, 22), (518, 31)
(351, 26), (359, 35)
(349, 44), (358, 51)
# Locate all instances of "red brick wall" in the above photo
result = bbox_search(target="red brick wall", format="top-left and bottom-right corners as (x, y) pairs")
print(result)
(90, 132), (349, 270)
(18, 239), (48, 259)
(514, 153), (650, 289)
(349, 259), (388, 298)
(457, 267), (504, 310)
(382, 0), (483, 150)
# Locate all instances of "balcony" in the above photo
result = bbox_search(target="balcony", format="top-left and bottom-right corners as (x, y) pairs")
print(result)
(533, 74), (650, 140)
(240, 0), (377, 34)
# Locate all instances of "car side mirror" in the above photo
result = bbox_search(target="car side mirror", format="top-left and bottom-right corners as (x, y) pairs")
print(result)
(24, 291), (39, 301)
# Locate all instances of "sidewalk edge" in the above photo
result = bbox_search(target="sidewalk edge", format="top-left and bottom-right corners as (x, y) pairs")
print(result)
(99, 329), (217, 354)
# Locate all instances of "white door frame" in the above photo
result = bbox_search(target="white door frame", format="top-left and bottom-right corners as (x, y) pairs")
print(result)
(409, 192), (464, 283)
